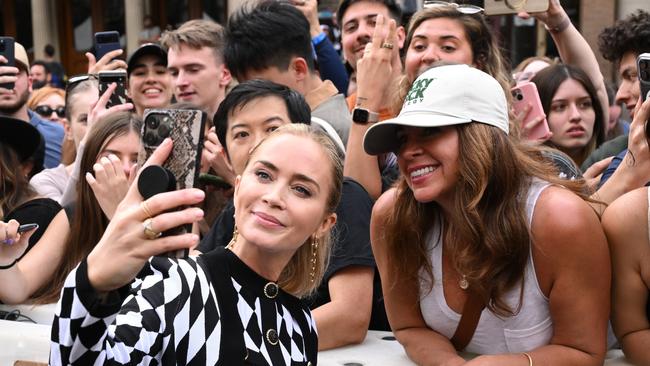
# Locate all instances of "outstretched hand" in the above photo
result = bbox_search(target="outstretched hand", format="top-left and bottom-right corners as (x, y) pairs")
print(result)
(86, 49), (127, 74)
(86, 138), (205, 293)
(355, 14), (401, 111)
(517, 0), (568, 30)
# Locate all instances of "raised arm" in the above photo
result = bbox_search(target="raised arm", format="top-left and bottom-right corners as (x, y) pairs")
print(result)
(0, 211), (69, 304)
(524, 0), (609, 126)
(344, 15), (401, 199)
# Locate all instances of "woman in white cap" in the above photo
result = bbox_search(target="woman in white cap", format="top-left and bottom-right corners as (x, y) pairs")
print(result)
(365, 64), (610, 365)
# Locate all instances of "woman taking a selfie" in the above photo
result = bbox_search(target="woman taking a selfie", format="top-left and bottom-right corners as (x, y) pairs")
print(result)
(50, 124), (341, 365)
(365, 64), (609, 365)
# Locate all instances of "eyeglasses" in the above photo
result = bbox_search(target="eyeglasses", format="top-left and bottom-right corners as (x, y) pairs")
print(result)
(423, 1), (484, 14)
(34, 105), (66, 118)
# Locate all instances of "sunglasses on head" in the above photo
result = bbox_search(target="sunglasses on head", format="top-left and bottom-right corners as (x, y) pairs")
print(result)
(66, 74), (98, 93)
(423, 0), (484, 14)
(35, 105), (66, 118)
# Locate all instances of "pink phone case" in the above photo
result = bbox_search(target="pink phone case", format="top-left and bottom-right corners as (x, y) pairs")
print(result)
(512, 82), (549, 141)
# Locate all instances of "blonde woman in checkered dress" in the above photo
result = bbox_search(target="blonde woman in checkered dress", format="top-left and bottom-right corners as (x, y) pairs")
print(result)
(50, 124), (342, 365)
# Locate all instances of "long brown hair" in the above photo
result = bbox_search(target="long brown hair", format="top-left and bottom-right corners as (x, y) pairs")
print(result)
(0, 144), (37, 219)
(33, 112), (142, 303)
(382, 123), (589, 316)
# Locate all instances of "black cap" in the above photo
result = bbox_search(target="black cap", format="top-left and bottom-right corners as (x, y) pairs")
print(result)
(127, 43), (167, 76)
(0, 116), (42, 162)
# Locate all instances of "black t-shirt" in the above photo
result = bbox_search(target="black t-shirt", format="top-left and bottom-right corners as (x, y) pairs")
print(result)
(6, 197), (62, 256)
(197, 177), (390, 331)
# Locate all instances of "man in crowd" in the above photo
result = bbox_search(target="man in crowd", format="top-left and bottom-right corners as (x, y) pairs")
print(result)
(0, 42), (63, 171)
(30, 61), (51, 89)
(225, 0), (350, 147)
(160, 19), (231, 118)
(591, 10), (650, 184)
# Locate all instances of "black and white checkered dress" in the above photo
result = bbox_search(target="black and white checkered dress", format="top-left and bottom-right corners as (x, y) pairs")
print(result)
(50, 247), (318, 365)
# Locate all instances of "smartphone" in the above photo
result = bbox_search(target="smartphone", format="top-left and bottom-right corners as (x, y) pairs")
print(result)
(511, 82), (550, 141)
(98, 70), (128, 108)
(638, 53), (650, 102)
(94, 31), (121, 61)
(17, 223), (39, 233)
(138, 109), (207, 257)
(199, 173), (232, 190)
(0, 37), (16, 90)
(484, 0), (549, 15)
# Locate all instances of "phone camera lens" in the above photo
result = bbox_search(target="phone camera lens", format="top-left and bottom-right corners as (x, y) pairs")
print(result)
(641, 61), (649, 70)
(144, 132), (158, 146)
(158, 123), (171, 138)
(146, 116), (160, 129)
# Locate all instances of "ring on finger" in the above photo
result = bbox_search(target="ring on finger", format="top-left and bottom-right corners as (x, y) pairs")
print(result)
(141, 201), (154, 219)
(143, 218), (162, 240)
(380, 42), (394, 50)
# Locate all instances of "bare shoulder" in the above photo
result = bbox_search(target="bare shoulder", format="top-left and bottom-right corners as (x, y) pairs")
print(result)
(531, 185), (606, 255)
(602, 187), (648, 236)
(603, 187), (650, 257)
(372, 187), (399, 222)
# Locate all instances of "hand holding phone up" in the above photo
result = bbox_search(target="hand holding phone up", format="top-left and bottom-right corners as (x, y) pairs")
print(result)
(0, 37), (17, 90)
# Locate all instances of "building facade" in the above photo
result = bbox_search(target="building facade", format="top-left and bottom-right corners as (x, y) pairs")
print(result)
(1, 0), (649, 81)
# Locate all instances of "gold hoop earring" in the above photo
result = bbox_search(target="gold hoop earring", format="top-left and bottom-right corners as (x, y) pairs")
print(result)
(226, 224), (238, 249)
(309, 236), (319, 283)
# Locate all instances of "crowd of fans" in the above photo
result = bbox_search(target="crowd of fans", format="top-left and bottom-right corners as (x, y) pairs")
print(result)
(1, 0), (650, 364)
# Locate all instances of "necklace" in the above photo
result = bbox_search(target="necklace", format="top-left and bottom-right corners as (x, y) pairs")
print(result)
(459, 274), (469, 290)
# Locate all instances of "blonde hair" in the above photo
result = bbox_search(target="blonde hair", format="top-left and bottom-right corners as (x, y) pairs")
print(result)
(245, 124), (343, 297)
(27, 86), (65, 110)
(160, 19), (226, 62)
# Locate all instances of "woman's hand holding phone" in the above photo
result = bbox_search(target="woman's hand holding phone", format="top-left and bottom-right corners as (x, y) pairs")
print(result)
(0, 219), (38, 269)
(515, 103), (553, 144)
(516, 0), (566, 29)
(81, 82), (133, 147)
(0, 55), (18, 92)
(86, 138), (205, 293)
(86, 49), (127, 75)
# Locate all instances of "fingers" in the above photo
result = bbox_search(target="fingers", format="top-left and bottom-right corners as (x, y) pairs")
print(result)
(85, 52), (97, 74)
(139, 233), (200, 259)
(146, 207), (204, 235)
(93, 49), (126, 71)
(1, 220), (20, 244)
(370, 14), (387, 49)
(138, 189), (206, 220)
(583, 156), (614, 179)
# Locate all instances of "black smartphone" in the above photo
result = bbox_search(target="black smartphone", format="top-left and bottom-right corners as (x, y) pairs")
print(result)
(638, 53), (650, 102)
(0, 36), (16, 90)
(98, 70), (128, 108)
(94, 31), (121, 61)
(17, 223), (38, 233)
(138, 109), (207, 258)
(198, 173), (232, 190)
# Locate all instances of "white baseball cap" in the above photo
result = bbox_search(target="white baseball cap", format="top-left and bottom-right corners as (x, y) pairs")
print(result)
(363, 64), (509, 155)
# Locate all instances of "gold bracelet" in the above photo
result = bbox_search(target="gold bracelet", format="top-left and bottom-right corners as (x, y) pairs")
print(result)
(522, 352), (533, 366)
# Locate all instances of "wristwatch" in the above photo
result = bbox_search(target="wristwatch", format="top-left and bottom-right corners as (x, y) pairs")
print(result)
(352, 107), (379, 124)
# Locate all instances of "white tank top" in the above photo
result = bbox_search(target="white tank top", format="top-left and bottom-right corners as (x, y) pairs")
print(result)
(419, 179), (552, 354)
